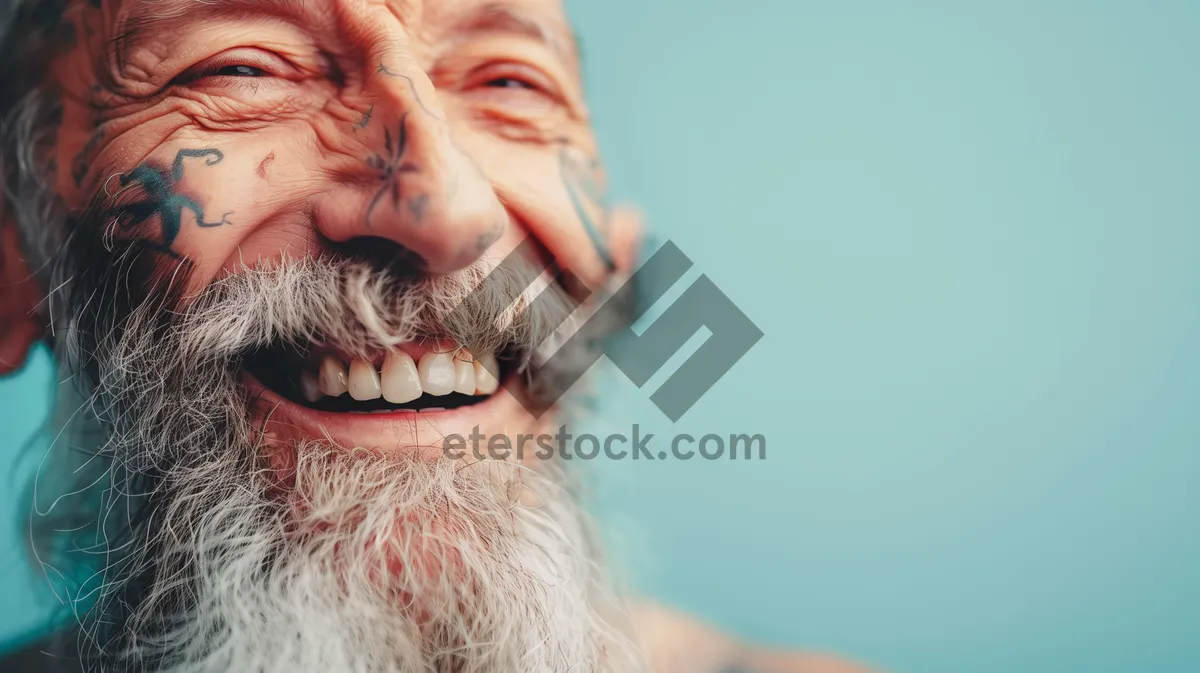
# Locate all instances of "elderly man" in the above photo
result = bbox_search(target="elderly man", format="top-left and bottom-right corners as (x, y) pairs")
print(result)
(0, 1), (870, 671)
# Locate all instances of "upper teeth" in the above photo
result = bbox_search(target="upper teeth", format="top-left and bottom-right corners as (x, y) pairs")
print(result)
(313, 349), (500, 403)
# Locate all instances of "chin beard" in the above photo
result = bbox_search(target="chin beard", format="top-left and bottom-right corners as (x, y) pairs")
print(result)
(120, 443), (639, 673)
(29, 234), (646, 673)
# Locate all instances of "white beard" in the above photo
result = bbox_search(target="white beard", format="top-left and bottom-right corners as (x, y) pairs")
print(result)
(133, 445), (643, 673)
(32, 256), (647, 673)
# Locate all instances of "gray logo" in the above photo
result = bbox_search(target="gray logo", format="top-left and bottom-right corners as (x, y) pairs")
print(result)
(449, 239), (763, 422)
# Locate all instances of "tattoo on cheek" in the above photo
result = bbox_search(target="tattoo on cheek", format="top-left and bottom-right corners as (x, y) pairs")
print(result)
(476, 219), (505, 254)
(557, 142), (615, 271)
(86, 84), (120, 124)
(105, 149), (234, 258)
(72, 127), (106, 188)
(44, 95), (64, 176)
(52, 17), (77, 51)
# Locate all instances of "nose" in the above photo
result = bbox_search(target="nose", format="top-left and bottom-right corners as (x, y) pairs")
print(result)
(316, 66), (507, 274)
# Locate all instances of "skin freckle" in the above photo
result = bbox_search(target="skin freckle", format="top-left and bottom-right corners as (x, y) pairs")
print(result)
(257, 151), (275, 178)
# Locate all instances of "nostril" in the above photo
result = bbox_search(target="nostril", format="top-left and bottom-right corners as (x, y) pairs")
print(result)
(330, 237), (425, 278)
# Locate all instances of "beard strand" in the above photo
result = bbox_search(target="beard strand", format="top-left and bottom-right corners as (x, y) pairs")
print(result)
(30, 240), (646, 673)
(127, 445), (633, 673)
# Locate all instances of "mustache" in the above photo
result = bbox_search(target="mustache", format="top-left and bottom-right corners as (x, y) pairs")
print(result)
(52, 186), (632, 427)
(58, 200), (578, 373)
(176, 250), (575, 366)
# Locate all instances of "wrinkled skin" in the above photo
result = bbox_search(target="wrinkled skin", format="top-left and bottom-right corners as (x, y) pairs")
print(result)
(0, 1), (874, 671)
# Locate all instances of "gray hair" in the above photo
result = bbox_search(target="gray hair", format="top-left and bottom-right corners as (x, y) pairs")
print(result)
(0, 0), (74, 288)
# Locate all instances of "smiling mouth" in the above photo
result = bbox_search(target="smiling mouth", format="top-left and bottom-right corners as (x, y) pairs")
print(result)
(244, 342), (513, 414)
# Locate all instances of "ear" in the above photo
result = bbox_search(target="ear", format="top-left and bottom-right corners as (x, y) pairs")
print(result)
(0, 221), (44, 375)
(605, 203), (644, 276)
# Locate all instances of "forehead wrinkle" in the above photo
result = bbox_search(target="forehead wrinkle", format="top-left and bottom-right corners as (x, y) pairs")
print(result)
(129, 0), (312, 18)
(110, 0), (579, 74)
(112, 0), (314, 64)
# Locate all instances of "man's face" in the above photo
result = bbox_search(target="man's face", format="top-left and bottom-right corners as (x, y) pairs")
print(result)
(3, 1), (645, 670)
(46, 0), (631, 457)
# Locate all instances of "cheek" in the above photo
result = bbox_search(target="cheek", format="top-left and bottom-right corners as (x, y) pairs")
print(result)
(87, 134), (308, 289)
(49, 80), (366, 288)
(60, 116), (343, 290)
(470, 139), (612, 287)
(159, 140), (299, 283)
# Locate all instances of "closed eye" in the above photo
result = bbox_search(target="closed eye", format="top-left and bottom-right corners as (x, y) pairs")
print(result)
(170, 49), (290, 89)
(173, 64), (269, 86)
(207, 64), (268, 78)
(483, 76), (537, 90)
(466, 61), (559, 99)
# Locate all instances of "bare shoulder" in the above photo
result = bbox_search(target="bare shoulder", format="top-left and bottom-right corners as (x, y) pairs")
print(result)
(631, 602), (881, 673)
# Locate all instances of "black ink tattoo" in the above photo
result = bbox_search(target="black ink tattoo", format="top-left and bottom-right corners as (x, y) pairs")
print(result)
(557, 142), (614, 270)
(364, 113), (419, 227)
(375, 64), (442, 119)
(107, 149), (233, 256)
(406, 193), (429, 222)
(47, 93), (64, 127)
(72, 127), (105, 188)
(51, 16), (77, 50)
(44, 92), (63, 167)
(354, 104), (374, 130)
(476, 219), (505, 253)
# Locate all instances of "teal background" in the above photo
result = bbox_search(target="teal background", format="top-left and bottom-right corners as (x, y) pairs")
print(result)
(3, 1), (1200, 671)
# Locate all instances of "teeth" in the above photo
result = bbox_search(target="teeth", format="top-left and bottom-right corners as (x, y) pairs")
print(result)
(307, 349), (500, 404)
(474, 353), (500, 395)
(418, 351), (456, 396)
(453, 357), (476, 395)
(300, 370), (322, 403)
(318, 356), (348, 396)
(381, 350), (422, 404)
(348, 358), (381, 401)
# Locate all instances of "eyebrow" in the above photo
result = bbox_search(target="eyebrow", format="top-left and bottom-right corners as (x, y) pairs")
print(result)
(449, 3), (579, 67)
(114, 0), (310, 65)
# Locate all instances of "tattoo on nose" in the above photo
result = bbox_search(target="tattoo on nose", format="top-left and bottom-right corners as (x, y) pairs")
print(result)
(557, 143), (615, 271)
(406, 193), (429, 222)
(354, 104), (374, 131)
(364, 113), (420, 227)
(375, 64), (442, 120)
(105, 148), (233, 258)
